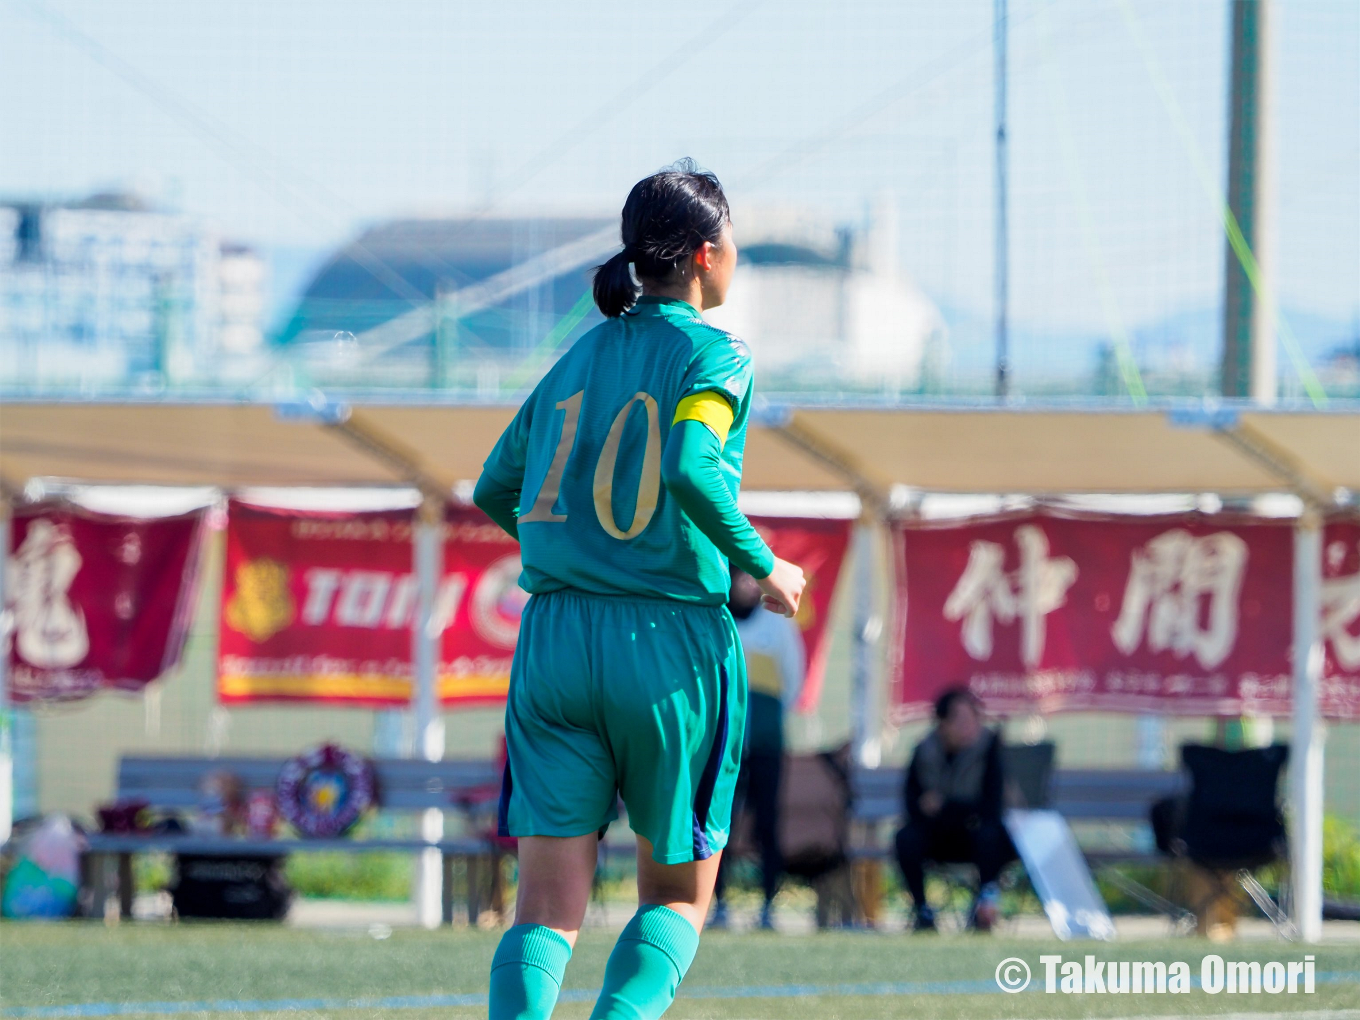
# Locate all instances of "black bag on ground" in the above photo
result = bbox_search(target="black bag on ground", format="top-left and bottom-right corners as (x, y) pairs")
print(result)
(171, 855), (292, 920)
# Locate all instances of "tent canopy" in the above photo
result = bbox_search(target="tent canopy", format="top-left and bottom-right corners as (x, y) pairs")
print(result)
(3, 398), (1358, 501)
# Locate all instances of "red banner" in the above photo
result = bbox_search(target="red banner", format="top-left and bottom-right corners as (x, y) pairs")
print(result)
(6, 502), (204, 702)
(439, 508), (527, 704)
(1323, 515), (1360, 713)
(892, 511), (1360, 721)
(217, 502), (523, 707)
(750, 516), (853, 713)
(217, 501), (852, 710)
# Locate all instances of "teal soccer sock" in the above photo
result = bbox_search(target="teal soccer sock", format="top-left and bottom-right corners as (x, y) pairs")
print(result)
(589, 905), (700, 1020)
(488, 924), (573, 1020)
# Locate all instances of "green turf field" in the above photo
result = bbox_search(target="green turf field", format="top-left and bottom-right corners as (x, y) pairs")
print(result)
(3, 923), (1359, 1020)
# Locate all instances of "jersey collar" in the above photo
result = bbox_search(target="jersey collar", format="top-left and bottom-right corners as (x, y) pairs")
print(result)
(632, 295), (701, 317)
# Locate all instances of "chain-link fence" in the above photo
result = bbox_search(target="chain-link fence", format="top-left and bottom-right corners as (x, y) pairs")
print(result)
(1, 1), (1355, 402)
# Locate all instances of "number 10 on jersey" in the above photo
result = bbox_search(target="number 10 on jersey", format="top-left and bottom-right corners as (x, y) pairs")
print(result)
(519, 390), (663, 540)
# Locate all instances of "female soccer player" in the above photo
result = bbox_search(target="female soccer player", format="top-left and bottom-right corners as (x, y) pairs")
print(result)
(473, 160), (805, 1020)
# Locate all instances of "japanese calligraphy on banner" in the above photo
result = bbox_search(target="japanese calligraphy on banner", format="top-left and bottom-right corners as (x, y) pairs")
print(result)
(217, 502), (524, 707)
(892, 511), (1360, 721)
(6, 502), (205, 702)
(1324, 516), (1360, 711)
(749, 516), (853, 713)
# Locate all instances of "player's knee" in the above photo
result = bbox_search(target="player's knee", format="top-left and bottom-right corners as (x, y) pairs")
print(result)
(637, 872), (698, 907)
(514, 883), (588, 935)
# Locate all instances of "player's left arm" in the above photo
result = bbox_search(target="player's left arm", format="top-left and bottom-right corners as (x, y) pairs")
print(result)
(662, 386), (774, 579)
(664, 332), (804, 614)
(661, 416), (773, 578)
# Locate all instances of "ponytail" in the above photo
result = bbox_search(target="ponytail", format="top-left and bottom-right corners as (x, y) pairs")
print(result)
(592, 158), (730, 318)
(592, 249), (640, 319)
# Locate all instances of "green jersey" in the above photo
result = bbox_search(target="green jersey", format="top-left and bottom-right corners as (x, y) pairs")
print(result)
(481, 296), (755, 604)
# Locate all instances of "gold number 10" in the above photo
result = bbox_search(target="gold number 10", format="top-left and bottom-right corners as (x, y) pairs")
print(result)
(519, 389), (662, 540)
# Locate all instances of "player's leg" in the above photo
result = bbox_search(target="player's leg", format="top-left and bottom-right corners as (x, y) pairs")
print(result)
(488, 835), (596, 1020)
(491, 593), (619, 1020)
(635, 834), (723, 931)
(586, 838), (720, 1020)
(513, 833), (599, 939)
(589, 600), (746, 1020)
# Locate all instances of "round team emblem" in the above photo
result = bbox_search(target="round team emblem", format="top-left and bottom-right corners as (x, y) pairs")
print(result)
(276, 743), (376, 838)
(471, 554), (529, 649)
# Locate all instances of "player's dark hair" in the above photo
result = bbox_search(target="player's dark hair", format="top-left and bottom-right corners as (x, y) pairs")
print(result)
(593, 158), (730, 318)
(934, 686), (980, 722)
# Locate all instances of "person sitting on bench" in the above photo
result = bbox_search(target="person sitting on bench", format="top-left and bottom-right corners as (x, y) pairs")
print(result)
(894, 687), (1015, 932)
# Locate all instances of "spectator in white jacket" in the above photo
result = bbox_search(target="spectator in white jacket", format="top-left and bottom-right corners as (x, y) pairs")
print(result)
(711, 567), (805, 929)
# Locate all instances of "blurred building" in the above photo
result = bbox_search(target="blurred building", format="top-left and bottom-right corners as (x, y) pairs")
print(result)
(708, 200), (945, 393)
(0, 192), (267, 391)
(284, 201), (944, 395)
(279, 216), (613, 391)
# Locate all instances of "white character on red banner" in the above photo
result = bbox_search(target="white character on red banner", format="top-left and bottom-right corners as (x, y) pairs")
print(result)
(7, 519), (90, 668)
(1111, 529), (1247, 669)
(1322, 539), (1360, 670)
(943, 524), (1076, 667)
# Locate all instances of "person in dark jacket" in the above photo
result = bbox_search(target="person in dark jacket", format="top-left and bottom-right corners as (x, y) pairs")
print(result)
(895, 687), (1015, 932)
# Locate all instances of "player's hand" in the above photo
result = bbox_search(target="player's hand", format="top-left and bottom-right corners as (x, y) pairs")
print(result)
(919, 791), (944, 817)
(757, 557), (806, 618)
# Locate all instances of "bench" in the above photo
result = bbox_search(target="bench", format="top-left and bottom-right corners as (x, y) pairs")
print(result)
(847, 762), (1190, 923)
(84, 755), (505, 924)
(849, 763), (1188, 852)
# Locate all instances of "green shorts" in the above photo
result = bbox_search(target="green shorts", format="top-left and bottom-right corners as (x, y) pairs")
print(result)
(498, 589), (747, 864)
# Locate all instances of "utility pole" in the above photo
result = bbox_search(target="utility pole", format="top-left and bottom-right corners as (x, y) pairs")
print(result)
(1221, 0), (1277, 403)
(994, 0), (1010, 399)
(0, 504), (10, 845)
(412, 496), (446, 929)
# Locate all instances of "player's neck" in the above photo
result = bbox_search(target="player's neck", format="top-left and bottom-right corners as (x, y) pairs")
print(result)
(641, 276), (705, 311)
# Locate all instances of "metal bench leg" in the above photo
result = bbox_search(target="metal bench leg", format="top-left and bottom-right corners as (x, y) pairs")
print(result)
(489, 851), (507, 924)
(441, 853), (455, 926)
(117, 853), (135, 920)
(466, 855), (481, 926)
(89, 852), (120, 923)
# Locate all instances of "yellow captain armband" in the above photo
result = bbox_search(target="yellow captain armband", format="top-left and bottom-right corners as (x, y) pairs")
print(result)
(673, 391), (735, 445)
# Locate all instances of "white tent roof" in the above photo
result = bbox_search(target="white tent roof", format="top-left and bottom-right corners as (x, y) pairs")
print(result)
(3, 398), (1357, 503)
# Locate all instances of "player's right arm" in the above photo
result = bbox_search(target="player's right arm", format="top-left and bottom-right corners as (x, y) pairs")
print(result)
(474, 402), (532, 540)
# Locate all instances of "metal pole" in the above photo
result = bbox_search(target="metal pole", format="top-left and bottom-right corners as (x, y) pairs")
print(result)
(413, 498), (446, 929)
(1221, 0), (1278, 403)
(850, 521), (882, 768)
(994, 0), (1009, 399)
(0, 505), (11, 845)
(1290, 510), (1325, 942)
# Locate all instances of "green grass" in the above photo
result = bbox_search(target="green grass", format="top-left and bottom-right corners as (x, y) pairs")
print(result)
(283, 852), (414, 902)
(2, 923), (1359, 1019)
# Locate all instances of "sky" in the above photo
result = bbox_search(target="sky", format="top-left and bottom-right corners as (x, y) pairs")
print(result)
(2, 0), (1357, 371)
